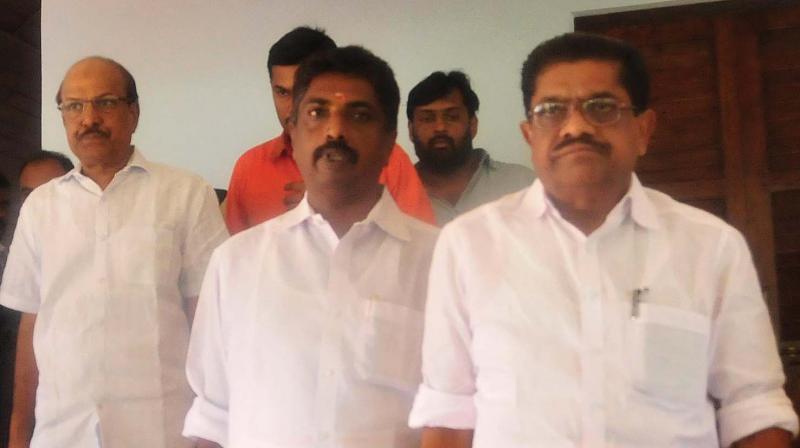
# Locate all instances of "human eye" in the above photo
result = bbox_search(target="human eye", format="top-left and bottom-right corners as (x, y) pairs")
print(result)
(274, 86), (290, 97)
(416, 112), (435, 123)
(586, 98), (618, 113)
(444, 111), (461, 122)
(61, 101), (84, 113)
(533, 102), (566, 117)
(306, 106), (328, 121)
(350, 108), (374, 123)
(95, 97), (120, 110)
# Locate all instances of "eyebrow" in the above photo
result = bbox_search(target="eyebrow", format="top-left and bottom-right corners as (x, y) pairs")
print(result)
(538, 91), (621, 103)
(61, 92), (119, 101)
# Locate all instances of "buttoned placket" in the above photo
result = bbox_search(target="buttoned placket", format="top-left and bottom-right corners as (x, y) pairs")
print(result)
(548, 213), (607, 447)
(312, 216), (351, 446)
(577, 235), (606, 447)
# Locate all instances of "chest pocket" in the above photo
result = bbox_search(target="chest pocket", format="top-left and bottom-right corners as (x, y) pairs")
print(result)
(354, 299), (424, 392)
(629, 302), (711, 408)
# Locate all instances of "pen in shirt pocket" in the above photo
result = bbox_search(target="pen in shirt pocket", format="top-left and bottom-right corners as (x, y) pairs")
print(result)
(631, 287), (649, 318)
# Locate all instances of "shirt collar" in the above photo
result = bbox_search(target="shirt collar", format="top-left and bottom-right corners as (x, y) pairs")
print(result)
(267, 132), (293, 159)
(526, 174), (660, 230)
(282, 188), (412, 242)
(60, 147), (150, 183)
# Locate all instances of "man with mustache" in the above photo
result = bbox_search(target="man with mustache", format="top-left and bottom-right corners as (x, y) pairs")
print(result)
(224, 26), (434, 233)
(409, 33), (797, 447)
(408, 71), (533, 225)
(183, 46), (438, 448)
(0, 56), (228, 448)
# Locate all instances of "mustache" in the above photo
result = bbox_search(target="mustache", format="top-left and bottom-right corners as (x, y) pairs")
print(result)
(78, 125), (110, 140)
(427, 135), (455, 148)
(554, 134), (610, 153)
(312, 139), (358, 164)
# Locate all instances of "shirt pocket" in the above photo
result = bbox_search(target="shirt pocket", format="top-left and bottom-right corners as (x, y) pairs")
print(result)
(628, 302), (711, 408)
(354, 299), (424, 392)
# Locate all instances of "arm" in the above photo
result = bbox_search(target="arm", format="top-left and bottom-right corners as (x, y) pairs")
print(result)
(183, 252), (230, 446)
(421, 427), (474, 448)
(710, 230), (798, 446)
(409, 229), (478, 432)
(732, 427), (792, 448)
(8, 313), (37, 448)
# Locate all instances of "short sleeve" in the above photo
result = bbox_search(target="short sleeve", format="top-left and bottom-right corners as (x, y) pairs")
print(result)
(409, 227), (477, 429)
(183, 250), (230, 445)
(709, 228), (798, 446)
(180, 184), (228, 299)
(0, 198), (42, 313)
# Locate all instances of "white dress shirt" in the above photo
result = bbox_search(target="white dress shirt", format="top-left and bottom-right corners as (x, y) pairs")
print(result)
(0, 150), (228, 448)
(409, 176), (798, 447)
(183, 189), (438, 448)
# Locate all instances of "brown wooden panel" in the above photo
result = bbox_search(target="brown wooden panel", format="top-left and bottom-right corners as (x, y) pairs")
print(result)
(759, 27), (800, 174)
(772, 190), (800, 338)
(680, 197), (727, 220)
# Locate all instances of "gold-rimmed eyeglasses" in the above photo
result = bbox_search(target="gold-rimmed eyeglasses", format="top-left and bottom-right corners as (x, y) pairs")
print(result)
(57, 96), (132, 118)
(529, 97), (638, 130)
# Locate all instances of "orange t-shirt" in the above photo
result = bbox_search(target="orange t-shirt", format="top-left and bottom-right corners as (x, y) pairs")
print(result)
(225, 133), (435, 234)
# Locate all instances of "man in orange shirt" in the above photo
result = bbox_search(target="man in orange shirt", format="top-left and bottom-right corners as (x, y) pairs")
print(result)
(225, 27), (434, 233)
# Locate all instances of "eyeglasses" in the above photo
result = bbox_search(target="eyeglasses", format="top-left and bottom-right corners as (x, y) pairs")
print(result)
(57, 96), (132, 117)
(529, 97), (637, 129)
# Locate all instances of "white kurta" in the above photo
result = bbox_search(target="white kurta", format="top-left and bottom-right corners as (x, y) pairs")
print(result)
(183, 190), (438, 448)
(0, 150), (228, 448)
(409, 176), (798, 447)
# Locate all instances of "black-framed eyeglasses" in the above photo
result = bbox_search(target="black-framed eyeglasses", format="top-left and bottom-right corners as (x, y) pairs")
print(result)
(529, 97), (638, 129)
(57, 96), (132, 117)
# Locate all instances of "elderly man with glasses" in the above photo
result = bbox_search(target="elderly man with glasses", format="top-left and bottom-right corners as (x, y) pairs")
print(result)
(409, 32), (798, 448)
(0, 56), (227, 448)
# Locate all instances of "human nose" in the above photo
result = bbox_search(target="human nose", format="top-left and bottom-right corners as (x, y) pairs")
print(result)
(433, 114), (448, 132)
(558, 102), (594, 138)
(78, 102), (103, 126)
(324, 110), (347, 141)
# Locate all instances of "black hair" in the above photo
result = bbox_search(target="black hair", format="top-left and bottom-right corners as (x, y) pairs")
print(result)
(292, 45), (400, 132)
(267, 26), (337, 77)
(19, 150), (74, 177)
(406, 70), (480, 120)
(56, 56), (139, 105)
(0, 172), (9, 189)
(521, 32), (649, 115)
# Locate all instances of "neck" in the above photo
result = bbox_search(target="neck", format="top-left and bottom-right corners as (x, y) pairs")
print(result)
(416, 150), (481, 206)
(308, 185), (383, 238)
(546, 176), (631, 235)
(80, 146), (134, 190)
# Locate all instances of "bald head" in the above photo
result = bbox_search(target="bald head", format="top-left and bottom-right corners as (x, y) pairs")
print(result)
(56, 56), (138, 106)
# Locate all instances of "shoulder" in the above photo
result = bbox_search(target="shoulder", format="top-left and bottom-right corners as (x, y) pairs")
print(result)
(444, 186), (529, 237)
(143, 160), (212, 192)
(644, 187), (743, 246)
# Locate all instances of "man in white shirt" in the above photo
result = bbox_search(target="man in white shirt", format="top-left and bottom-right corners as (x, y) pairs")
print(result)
(409, 32), (798, 448)
(0, 56), (228, 448)
(184, 46), (438, 448)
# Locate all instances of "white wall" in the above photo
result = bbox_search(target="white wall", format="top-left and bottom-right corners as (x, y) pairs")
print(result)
(42, 0), (715, 188)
